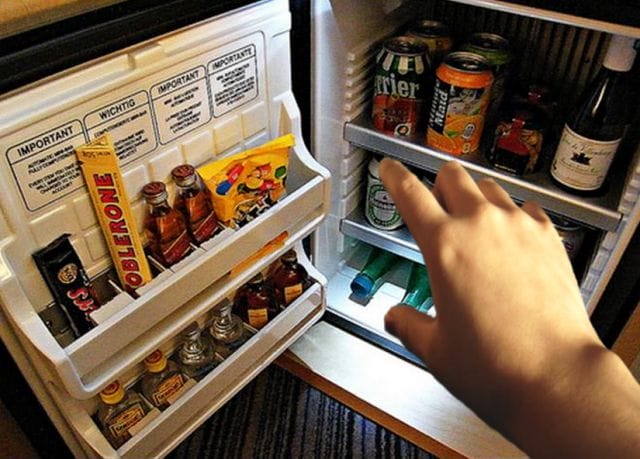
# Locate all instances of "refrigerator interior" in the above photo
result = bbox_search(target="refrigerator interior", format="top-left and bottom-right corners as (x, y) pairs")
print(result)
(0, 0), (330, 457)
(311, 0), (640, 361)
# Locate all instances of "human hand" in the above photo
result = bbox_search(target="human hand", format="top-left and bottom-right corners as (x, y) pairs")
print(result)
(378, 159), (638, 455)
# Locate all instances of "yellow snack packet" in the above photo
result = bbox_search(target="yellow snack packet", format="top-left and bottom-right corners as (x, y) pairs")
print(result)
(75, 135), (152, 292)
(198, 134), (293, 226)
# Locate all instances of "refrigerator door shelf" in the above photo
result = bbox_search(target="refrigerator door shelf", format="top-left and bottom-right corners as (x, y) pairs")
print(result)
(0, 140), (329, 400)
(48, 272), (325, 458)
(344, 115), (623, 232)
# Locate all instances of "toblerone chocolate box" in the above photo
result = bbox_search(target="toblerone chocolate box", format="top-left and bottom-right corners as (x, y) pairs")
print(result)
(75, 135), (152, 292)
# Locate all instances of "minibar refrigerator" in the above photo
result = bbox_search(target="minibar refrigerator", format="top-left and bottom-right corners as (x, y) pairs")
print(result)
(0, 0), (638, 457)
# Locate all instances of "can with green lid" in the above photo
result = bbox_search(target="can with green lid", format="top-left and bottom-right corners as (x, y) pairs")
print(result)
(461, 33), (512, 121)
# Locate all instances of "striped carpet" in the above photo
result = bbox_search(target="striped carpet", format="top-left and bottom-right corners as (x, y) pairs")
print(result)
(169, 365), (436, 458)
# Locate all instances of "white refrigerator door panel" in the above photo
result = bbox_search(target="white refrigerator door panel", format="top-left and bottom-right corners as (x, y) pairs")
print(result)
(49, 264), (326, 459)
(0, 0), (332, 455)
(0, 0), (330, 400)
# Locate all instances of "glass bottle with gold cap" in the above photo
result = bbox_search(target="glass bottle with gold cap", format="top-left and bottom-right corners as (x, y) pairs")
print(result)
(140, 349), (187, 410)
(97, 380), (150, 448)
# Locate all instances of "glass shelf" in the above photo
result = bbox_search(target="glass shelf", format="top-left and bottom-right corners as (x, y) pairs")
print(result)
(344, 114), (624, 232)
(340, 207), (422, 265)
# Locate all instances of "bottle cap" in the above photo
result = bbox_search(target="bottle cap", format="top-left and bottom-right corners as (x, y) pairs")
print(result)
(281, 250), (298, 264)
(100, 380), (125, 405)
(142, 182), (168, 204)
(171, 165), (198, 187)
(248, 272), (264, 285)
(603, 35), (637, 72)
(183, 322), (201, 340)
(144, 349), (168, 373)
(350, 273), (374, 298)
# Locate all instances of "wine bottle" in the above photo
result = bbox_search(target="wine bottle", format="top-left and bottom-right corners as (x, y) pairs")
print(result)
(550, 35), (637, 194)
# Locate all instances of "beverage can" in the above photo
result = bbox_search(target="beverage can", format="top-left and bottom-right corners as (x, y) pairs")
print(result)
(372, 36), (431, 138)
(461, 33), (511, 120)
(488, 102), (546, 175)
(426, 52), (494, 155)
(551, 215), (585, 261)
(406, 20), (452, 67)
(365, 157), (403, 230)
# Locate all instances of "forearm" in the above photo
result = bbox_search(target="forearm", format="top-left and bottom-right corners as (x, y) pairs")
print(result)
(506, 344), (640, 458)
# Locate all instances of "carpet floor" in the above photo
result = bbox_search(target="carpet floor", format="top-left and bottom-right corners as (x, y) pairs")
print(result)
(169, 365), (436, 459)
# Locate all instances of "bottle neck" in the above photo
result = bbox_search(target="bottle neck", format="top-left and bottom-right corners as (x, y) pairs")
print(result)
(182, 335), (206, 356)
(177, 182), (200, 196)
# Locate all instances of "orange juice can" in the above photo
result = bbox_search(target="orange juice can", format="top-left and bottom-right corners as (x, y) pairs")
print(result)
(426, 52), (494, 155)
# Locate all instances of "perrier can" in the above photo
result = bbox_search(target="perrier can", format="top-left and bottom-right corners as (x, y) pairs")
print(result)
(372, 36), (431, 138)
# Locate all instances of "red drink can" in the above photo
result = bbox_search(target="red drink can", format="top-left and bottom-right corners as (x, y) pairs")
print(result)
(372, 36), (431, 138)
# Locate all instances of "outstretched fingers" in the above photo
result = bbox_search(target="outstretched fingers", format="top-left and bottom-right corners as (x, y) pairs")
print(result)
(385, 305), (439, 365)
(379, 158), (445, 252)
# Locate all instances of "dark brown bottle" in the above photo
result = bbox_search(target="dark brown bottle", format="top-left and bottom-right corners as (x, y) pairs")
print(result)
(235, 273), (278, 329)
(171, 165), (218, 244)
(142, 181), (192, 267)
(272, 250), (309, 307)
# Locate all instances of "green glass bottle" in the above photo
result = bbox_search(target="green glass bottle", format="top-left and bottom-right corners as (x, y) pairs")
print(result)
(350, 247), (401, 298)
(401, 262), (434, 313)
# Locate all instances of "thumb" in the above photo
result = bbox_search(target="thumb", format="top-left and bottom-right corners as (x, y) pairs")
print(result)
(385, 305), (438, 365)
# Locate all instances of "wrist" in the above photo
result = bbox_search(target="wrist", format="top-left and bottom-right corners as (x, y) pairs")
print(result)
(504, 341), (640, 457)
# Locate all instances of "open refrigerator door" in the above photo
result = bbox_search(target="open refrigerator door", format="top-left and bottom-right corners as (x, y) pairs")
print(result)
(0, 0), (330, 457)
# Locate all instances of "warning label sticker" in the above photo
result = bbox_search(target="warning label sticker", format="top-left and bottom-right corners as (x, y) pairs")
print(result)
(151, 66), (212, 144)
(6, 121), (87, 211)
(84, 91), (157, 165)
(209, 44), (258, 117)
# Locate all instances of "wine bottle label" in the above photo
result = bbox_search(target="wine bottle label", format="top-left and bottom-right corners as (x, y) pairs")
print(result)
(284, 283), (303, 305)
(248, 308), (269, 329)
(551, 125), (621, 191)
(107, 403), (146, 440)
(151, 373), (185, 407)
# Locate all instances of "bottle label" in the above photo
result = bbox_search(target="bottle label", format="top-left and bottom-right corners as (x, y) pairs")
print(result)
(107, 402), (146, 440)
(284, 283), (304, 305)
(551, 125), (622, 191)
(192, 211), (217, 243)
(151, 373), (185, 407)
(185, 194), (217, 243)
(248, 308), (269, 329)
(161, 230), (192, 265)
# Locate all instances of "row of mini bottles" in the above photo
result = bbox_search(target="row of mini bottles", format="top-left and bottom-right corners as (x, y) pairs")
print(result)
(142, 164), (218, 267)
(350, 246), (434, 314)
(96, 348), (188, 449)
(96, 249), (311, 448)
(233, 249), (310, 330)
(96, 303), (250, 449)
